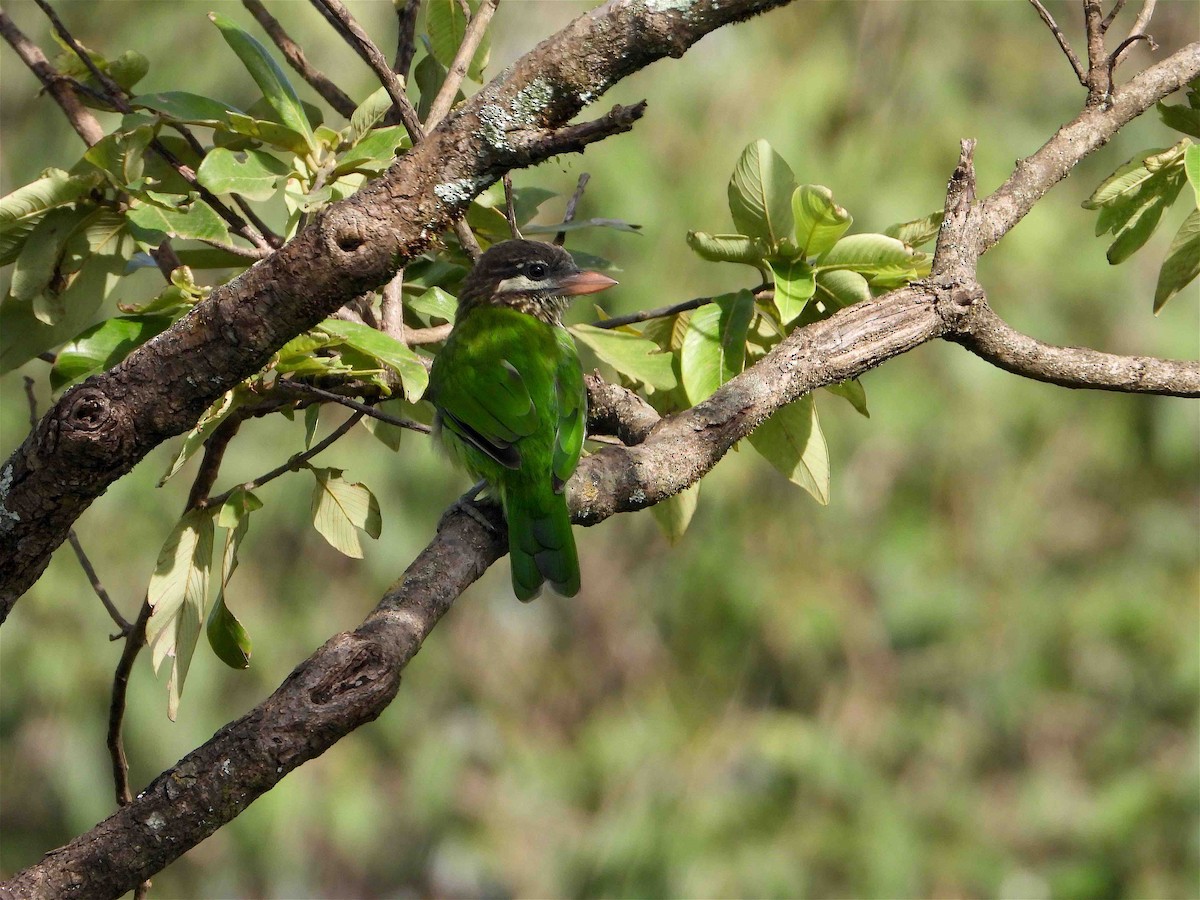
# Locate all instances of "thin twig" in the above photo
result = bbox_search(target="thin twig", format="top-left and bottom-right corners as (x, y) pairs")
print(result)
(592, 285), (771, 330)
(424, 0), (498, 128)
(279, 382), (432, 434)
(0, 10), (103, 144)
(555, 172), (590, 245)
(502, 174), (521, 239)
(405, 323), (453, 345)
(1028, 0), (1087, 84)
(242, 0), (357, 118)
(393, 0), (421, 77)
(1101, 0), (1129, 31)
(312, 0), (423, 141)
(1109, 32), (1158, 83)
(381, 270), (406, 340)
(197, 411), (367, 511)
(198, 238), (272, 260)
(1113, 0), (1157, 67)
(107, 598), (150, 808)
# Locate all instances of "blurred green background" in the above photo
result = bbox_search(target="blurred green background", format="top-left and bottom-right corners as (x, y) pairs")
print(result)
(1, 1), (1197, 897)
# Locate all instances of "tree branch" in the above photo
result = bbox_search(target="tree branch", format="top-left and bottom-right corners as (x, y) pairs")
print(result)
(1, 0), (796, 619)
(242, 0), (358, 118)
(1028, 0), (1087, 85)
(0, 9), (104, 145)
(393, 0), (421, 78)
(945, 301), (1200, 396)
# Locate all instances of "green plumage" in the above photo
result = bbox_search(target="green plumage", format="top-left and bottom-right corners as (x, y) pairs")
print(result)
(427, 241), (616, 600)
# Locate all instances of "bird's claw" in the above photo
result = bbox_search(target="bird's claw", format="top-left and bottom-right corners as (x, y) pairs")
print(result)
(440, 480), (499, 532)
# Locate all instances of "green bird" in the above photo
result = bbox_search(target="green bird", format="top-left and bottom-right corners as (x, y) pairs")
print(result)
(427, 240), (617, 601)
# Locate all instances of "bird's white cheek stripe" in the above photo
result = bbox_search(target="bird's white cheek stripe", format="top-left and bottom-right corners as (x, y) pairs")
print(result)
(496, 274), (542, 296)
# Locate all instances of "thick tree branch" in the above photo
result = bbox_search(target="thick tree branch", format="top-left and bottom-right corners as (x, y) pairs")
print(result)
(946, 301), (1200, 396)
(0, 0), (796, 620)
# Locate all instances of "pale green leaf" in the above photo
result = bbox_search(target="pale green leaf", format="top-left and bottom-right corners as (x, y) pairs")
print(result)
(207, 508), (252, 669)
(792, 184), (852, 257)
(316, 318), (430, 401)
(0, 168), (102, 231)
(160, 389), (241, 485)
(748, 394), (829, 504)
(884, 211), (945, 248)
(1154, 208), (1200, 313)
(334, 126), (409, 175)
(1083, 148), (1168, 209)
(680, 290), (755, 404)
(650, 482), (700, 544)
(570, 323), (677, 392)
(50, 315), (172, 391)
(126, 195), (231, 243)
(769, 258), (816, 325)
(814, 269), (871, 312)
(407, 286), (457, 325)
(1184, 144), (1200, 204)
(825, 379), (869, 417)
(816, 233), (927, 279)
(685, 231), (767, 265)
(362, 398), (408, 451)
(196, 148), (289, 201)
(348, 86), (393, 144)
(210, 12), (316, 152)
(309, 467), (382, 558)
(132, 90), (245, 126)
(728, 139), (796, 246)
(426, 0), (490, 81)
(10, 206), (92, 304)
(1106, 171), (1184, 264)
(146, 508), (215, 720)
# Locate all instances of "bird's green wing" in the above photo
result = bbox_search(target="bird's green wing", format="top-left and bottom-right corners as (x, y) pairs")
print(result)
(551, 331), (586, 492)
(435, 357), (540, 470)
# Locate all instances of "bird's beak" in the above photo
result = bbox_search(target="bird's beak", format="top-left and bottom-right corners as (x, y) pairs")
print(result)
(556, 271), (619, 296)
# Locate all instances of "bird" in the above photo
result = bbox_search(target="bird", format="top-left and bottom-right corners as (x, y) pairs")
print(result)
(426, 239), (618, 601)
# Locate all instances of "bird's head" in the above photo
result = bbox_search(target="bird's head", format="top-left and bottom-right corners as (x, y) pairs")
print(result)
(457, 239), (618, 325)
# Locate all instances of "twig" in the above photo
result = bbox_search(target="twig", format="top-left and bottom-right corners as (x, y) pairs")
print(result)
(592, 285), (771, 330)
(555, 173), (590, 245)
(312, 0), (424, 141)
(1100, 0), (1129, 31)
(1109, 32), (1158, 86)
(424, 0), (498, 129)
(199, 238), (272, 260)
(502, 174), (521, 239)
(197, 411), (366, 510)
(242, 0), (357, 118)
(107, 599), (150, 808)
(1112, 0), (1157, 69)
(1028, 0), (1087, 84)
(278, 382), (432, 434)
(393, 0), (421, 78)
(405, 323), (453, 345)
(0, 10), (103, 145)
(1084, 0), (1110, 101)
(381, 270), (406, 340)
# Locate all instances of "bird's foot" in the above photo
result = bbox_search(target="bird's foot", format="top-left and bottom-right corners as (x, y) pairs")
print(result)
(440, 480), (499, 533)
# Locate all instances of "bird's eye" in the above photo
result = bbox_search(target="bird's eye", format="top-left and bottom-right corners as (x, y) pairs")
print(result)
(526, 262), (548, 279)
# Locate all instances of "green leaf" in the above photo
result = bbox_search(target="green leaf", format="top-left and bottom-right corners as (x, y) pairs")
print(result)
(0, 219), (37, 268)
(0, 168), (102, 231)
(769, 258), (816, 325)
(131, 90), (245, 126)
(159, 389), (241, 485)
(0, 210), (135, 374)
(126, 194), (231, 244)
(680, 290), (755, 404)
(825, 379), (869, 417)
(792, 185), (852, 257)
(348, 86), (393, 144)
(224, 113), (312, 155)
(748, 395), (829, 504)
(884, 211), (945, 249)
(50, 315), (172, 391)
(146, 508), (215, 720)
(570, 323), (678, 392)
(82, 125), (156, 188)
(686, 231), (768, 265)
(1158, 101), (1200, 139)
(1083, 148), (1169, 209)
(1153, 208), (1200, 313)
(309, 467), (382, 558)
(814, 269), (871, 311)
(10, 206), (92, 304)
(316, 318), (430, 401)
(334, 126), (409, 175)
(196, 148), (289, 201)
(816, 233), (927, 278)
(407, 286), (458, 325)
(1106, 171), (1185, 264)
(207, 500), (253, 670)
(362, 398), (408, 451)
(727, 139), (797, 246)
(105, 50), (150, 92)
(1184, 144), (1200, 204)
(216, 487), (263, 529)
(209, 12), (316, 153)
(650, 482), (700, 544)
(303, 404), (321, 449)
(426, 0), (490, 81)
(413, 52), (448, 123)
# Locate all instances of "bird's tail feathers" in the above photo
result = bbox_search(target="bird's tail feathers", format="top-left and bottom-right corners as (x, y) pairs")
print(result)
(504, 488), (580, 602)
